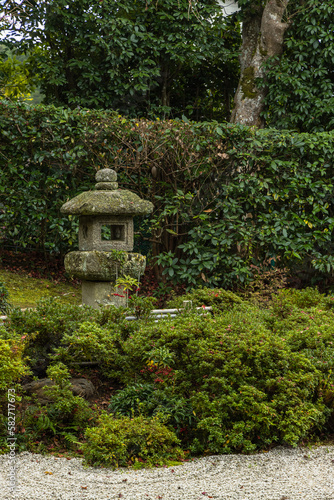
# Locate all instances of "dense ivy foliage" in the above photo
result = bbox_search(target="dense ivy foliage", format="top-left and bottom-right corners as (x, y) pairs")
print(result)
(1, 102), (334, 286)
(160, 129), (334, 287)
(263, 0), (334, 132)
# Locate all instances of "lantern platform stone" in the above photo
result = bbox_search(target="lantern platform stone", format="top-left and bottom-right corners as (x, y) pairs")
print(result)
(64, 250), (146, 281)
(60, 168), (153, 308)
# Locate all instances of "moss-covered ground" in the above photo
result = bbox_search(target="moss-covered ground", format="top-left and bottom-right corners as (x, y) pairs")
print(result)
(0, 269), (81, 308)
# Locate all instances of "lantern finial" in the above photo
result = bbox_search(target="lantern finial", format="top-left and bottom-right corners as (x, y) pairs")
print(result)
(95, 168), (118, 190)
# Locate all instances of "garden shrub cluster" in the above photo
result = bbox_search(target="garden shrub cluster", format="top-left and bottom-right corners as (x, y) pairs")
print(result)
(1, 288), (334, 463)
(1, 101), (334, 288)
(0, 359), (95, 454)
(4, 299), (102, 375)
(2, 298), (134, 375)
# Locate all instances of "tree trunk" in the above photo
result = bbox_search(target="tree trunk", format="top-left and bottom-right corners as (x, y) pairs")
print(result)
(161, 66), (170, 108)
(231, 0), (290, 127)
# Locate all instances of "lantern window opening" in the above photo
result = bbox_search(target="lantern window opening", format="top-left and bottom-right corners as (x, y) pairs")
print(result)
(82, 224), (89, 240)
(101, 223), (126, 242)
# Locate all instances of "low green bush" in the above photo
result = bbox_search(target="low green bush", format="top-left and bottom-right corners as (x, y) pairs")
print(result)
(166, 287), (243, 313)
(0, 337), (31, 453)
(43, 363), (94, 426)
(4, 298), (102, 373)
(8, 362), (95, 454)
(51, 306), (136, 371)
(2, 298), (137, 374)
(82, 413), (184, 468)
(52, 322), (117, 366)
(128, 296), (158, 320)
(109, 383), (196, 438)
(269, 287), (333, 318)
(0, 337), (30, 391)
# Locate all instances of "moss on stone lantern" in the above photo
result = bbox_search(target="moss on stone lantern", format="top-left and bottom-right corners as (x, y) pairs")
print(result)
(60, 168), (153, 308)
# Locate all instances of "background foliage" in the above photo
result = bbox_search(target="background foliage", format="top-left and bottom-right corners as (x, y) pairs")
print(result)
(5, 0), (240, 120)
(3, 1), (334, 129)
(262, 0), (334, 132)
(0, 44), (36, 101)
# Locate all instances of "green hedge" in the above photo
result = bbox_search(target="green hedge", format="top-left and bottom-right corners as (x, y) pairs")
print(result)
(1, 101), (334, 287)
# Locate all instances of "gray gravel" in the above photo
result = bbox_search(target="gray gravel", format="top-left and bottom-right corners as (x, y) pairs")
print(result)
(1, 445), (334, 500)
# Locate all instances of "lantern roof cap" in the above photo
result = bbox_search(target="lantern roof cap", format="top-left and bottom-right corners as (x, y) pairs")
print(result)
(60, 168), (153, 216)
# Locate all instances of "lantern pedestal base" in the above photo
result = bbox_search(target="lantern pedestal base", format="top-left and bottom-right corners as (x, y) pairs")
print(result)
(82, 281), (127, 309)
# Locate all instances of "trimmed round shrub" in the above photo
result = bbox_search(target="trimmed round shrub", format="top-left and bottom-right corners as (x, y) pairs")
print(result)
(82, 413), (184, 468)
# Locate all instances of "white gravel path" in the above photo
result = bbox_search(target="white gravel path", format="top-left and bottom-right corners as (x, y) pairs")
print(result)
(1, 445), (334, 500)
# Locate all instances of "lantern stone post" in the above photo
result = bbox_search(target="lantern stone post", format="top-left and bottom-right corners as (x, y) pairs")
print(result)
(60, 168), (153, 308)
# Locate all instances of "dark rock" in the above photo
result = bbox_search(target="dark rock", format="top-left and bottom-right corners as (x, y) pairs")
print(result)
(69, 378), (95, 398)
(22, 378), (95, 404)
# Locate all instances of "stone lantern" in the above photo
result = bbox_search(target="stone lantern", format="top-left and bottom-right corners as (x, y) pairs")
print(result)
(60, 168), (153, 308)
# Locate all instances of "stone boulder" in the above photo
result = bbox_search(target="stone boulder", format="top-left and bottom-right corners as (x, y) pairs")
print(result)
(69, 378), (95, 398)
(22, 378), (95, 404)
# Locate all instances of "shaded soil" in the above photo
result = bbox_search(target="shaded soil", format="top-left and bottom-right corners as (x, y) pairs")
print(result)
(0, 249), (73, 283)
